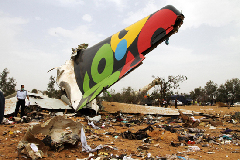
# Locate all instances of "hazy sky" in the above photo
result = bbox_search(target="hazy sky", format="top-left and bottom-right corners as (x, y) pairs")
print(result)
(0, 0), (240, 94)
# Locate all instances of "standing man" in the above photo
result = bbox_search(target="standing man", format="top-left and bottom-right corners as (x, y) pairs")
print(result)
(0, 89), (5, 123)
(175, 98), (178, 109)
(15, 85), (29, 118)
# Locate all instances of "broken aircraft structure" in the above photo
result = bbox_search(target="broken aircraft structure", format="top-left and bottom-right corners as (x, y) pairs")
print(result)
(54, 5), (184, 112)
(4, 92), (73, 116)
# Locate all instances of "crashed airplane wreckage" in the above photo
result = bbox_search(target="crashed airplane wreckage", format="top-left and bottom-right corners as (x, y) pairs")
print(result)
(4, 92), (74, 117)
(53, 5), (184, 113)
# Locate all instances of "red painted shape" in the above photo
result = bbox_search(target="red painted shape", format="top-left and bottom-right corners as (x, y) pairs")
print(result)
(126, 50), (135, 64)
(137, 9), (177, 54)
(120, 51), (145, 78)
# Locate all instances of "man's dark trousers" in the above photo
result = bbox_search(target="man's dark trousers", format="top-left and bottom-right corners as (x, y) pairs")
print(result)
(15, 99), (25, 117)
(0, 91), (5, 123)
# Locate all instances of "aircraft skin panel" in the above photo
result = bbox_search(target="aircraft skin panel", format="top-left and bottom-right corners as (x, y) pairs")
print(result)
(137, 8), (178, 54)
(72, 5), (184, 111)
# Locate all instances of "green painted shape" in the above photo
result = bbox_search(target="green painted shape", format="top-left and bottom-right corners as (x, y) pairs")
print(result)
(77, 71), (120, 111)
(105, 90), (112, 97)
(83, 71), (90, 93)
(91, 44), (114, 84)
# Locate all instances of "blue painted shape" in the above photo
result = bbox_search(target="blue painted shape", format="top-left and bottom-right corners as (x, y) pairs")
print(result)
(115, 39), (127, 61)
(177, 156), (186, 160)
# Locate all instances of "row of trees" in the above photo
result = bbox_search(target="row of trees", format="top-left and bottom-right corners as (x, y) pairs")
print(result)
(103, 77), (240, 105)
(1, 68), (240, 104)
(102, 87), (144, 104)
(190, 78), (240, 104)
(103, 75), (188, 105)
(0, 68), (61, 98)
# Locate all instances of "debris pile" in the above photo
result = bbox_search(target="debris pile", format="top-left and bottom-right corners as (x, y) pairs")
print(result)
(1, 102), (240, 159)
(17, 116), (83, 159)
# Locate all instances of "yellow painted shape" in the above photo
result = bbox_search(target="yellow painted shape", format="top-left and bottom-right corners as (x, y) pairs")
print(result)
(110, 15), (150, 52)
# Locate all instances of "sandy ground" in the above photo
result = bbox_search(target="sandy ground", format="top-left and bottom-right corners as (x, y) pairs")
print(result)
(0, 102), (240, 160)
(103, 101), (240, 116)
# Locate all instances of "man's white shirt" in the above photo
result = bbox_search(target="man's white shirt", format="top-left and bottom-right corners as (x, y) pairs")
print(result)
(17, 90), (27, 100)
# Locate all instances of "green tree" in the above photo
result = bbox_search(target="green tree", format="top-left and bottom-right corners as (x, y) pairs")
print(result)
(121, 87), (141, 104)
(46, 75), (62, 98)
(216, 78), (240, 103)
(225, 78), (240, 104)
(47, 75), (55, 98)
(0, 68), (16, 96)
(216, 84), (228, 103)
(152, 75), (187, 106)
(31, 89), (38, 93)
(204, 80), (217, 105)
(190, 86), (206, 104)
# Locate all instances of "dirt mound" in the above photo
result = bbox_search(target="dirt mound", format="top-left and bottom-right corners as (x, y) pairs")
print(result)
(148, 130), (179, 143)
